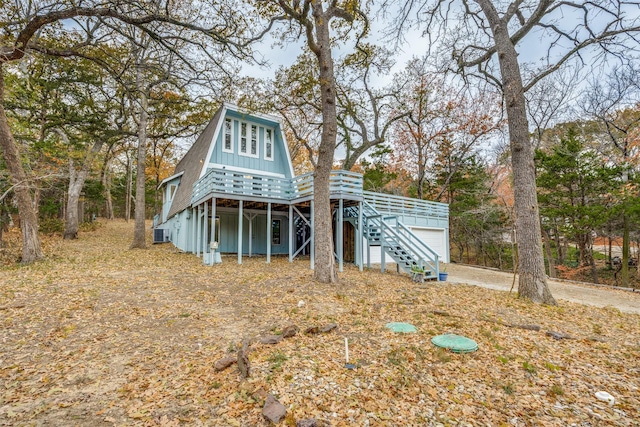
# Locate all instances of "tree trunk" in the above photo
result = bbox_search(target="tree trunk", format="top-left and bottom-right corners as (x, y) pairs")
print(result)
(63, 137), (102, 239)
(131, 61), (148, 249)
(125, 153), (133, 222)
(621, 213), (629, 287)
(478, 0), (555, 304)
(0, 64), (44, 263)
(101, 159), (114, 220)
(308, 2), (338, 283)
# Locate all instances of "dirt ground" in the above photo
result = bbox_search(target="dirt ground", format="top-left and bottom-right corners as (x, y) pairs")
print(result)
(1, 220), (639, 426)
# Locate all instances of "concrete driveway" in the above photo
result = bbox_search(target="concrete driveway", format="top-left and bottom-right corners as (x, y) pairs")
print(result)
(445, 263), (640, 314)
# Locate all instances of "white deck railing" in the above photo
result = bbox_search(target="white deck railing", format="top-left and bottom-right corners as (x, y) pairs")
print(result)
(192, 168), (365, 204)
(363, 191), (448, 221)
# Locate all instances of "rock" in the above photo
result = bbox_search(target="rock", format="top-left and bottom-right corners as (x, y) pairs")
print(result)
(297, 419), (319, 427)
(320, 323), (337, 333)
(214, 356), (237, 371)
(237, 343), (250, 378)
(282, 324), (299, 338)
(304, 326), (320, 335)
(260, 335), (283, 345)
(546, 331), (572, 340)
(262, 394), (286, 423)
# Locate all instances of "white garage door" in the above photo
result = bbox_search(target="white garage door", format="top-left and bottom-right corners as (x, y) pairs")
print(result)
(409, 227), (448, 262)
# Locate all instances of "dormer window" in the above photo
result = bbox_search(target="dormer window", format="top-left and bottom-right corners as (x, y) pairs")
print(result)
(240, 122), (247, 154)
(223, 118), (233, 153)
(265, 128), (274, 161)
(238, 120), (260, 159)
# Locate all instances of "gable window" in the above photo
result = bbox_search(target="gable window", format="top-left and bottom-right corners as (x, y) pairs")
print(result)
(250, 124), (258, 156)
(238, 121), (259, 159)
(240, 122), (247, 154)
(223, 118), (233, 153)
(264, 128), (274, 161)
(168, 184), (177, 202)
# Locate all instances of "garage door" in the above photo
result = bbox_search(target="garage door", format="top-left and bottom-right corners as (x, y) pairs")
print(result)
(409, 227), (448, 262)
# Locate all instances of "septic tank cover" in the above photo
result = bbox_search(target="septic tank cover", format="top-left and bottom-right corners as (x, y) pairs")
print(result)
(431, 333), (478, 353)
(385, 322), (417, 333)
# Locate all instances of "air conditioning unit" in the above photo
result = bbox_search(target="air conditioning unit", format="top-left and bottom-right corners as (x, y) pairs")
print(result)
(153, 228), (170, 244)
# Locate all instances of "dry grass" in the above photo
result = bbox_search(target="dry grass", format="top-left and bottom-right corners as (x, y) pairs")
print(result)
(1, 220), (639, 426)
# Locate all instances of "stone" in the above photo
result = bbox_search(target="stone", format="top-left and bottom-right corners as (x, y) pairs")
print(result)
(296, 419), (319, 427)
(282, 324), (299, 338)
(546, 331), (572, 340)
(320, 323), (337, 333)
(304, 326), (320, 335)
(214, 356), (237, 371)
(262, 394), (286, 423)
(260, 335), (283, 345)
(237, 343), (250, 378)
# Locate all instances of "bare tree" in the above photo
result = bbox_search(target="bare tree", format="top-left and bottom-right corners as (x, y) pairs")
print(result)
(387, 0), (640, 304)
(250, 1), (368, 283)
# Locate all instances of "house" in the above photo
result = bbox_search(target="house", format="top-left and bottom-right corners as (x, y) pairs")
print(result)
(155, 103), (449, 278)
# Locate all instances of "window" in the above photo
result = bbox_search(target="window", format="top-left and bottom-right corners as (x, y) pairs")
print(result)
(250, 124), (258, 156)
(272, 219), (281, 245)
(223, 118), (233, 153)
(264, 128), (273, 161)
(240, 122), (247, 154)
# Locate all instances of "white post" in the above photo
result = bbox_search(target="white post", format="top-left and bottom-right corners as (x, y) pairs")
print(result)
(310, 200), (314, 270)
(267, 202), (272, 263)
(288, 204), (293, 262)
(196, 204), (201, 257)
(358, 201), (363, 271)
(238, 201), (243, 265)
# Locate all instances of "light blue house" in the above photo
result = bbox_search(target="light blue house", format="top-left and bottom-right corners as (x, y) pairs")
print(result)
(155, 103), (449, 278)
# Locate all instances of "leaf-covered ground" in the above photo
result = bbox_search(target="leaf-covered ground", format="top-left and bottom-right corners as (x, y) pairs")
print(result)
(1, 220), (639, 426)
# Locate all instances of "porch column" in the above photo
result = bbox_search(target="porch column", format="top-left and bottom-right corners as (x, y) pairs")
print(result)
(267, 202), (272, 264)
(191, 208), (196, 254)
(380, 222), (385, 272)
(203, 201), (209, 259)
(196, 204), (201, 258)
(288, 204), (293, 262)
(310, 200), (314, 270)
(211, 198), (216, 246)
(338, 199), (343, 272)
(238, 201), (243, 265)
(358, 201), (363, 271)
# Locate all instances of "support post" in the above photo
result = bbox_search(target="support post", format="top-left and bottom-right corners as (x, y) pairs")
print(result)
(288, 204), (293, 262)
(196, 204), (201, 257)
(267, 202), (272, 263)
(203, 201), (209, 257)
(191, 208), (196, 254)
(310, 200), (314, 270)
(381, 222), (385, 272)
(238, 201), (243, 265)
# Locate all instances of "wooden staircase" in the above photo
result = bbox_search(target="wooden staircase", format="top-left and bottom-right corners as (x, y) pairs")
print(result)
(346, 201), (440, 279)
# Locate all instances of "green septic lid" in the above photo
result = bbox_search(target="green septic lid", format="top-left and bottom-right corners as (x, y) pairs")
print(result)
(385, 322), (417, 333)
(431, 334), (478, 353)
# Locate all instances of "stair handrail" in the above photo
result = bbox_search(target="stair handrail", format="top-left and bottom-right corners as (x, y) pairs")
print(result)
(363, 201), (439, 275)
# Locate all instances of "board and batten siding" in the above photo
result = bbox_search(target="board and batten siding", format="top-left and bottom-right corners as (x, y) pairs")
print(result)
(208, 111), (292, 178)
(217, 211), (289, 255)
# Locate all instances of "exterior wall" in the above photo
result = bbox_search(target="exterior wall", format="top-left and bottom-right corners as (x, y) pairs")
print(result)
(208, 111), (292, 178)
(362, 226), (449, 265)
(213, 210), (290, 255)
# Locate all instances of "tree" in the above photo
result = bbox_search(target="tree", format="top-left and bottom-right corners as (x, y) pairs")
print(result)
(390, 0), (640, 304)
(583, 65), (640, 286)
(536, 126), (619, 283)
(0, 1), (247, 262)
(251, 1), (367, 283)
